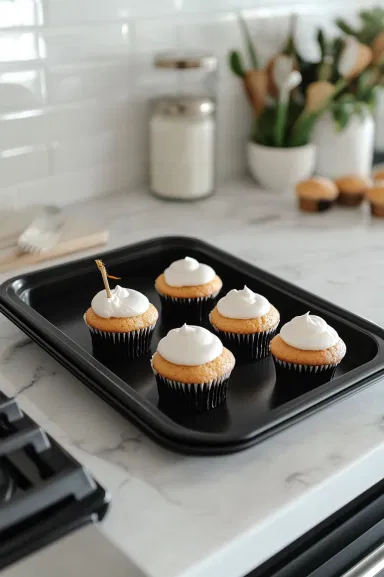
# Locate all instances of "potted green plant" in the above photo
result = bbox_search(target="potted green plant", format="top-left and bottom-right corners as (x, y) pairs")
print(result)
(336, 6), (384, 157)
(228, 15), (376, 190)
(229, 17), (317, 191)
(308, 29), (376, 178)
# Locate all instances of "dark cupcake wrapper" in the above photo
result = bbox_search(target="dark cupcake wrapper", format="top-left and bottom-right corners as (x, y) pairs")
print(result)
(210, 322), (278, 362)
(273, 356), (338, 387)
(337, 192), (364, 206)
(370, 202), (384, 218)
(156, 290), (220, 326)
(152, 367), (231, 412)
(299, 198), (335, 213)
(84, 316), (156, 361)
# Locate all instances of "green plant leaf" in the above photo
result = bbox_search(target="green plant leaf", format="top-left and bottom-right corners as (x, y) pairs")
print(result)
(335, 18), (358, 37)
(289, 112), (319, 147)
(252, 106), (278, 146)
(317, 28), (326, 59)
(368, 87), (378, 112)
(238, 16), (258, 69)
(228, 50), (246, 78)
(274, 101), (289, 147)
(331, 37), (344, 83)
(360, 10), (380, 26)
(332, 101), (351, 132)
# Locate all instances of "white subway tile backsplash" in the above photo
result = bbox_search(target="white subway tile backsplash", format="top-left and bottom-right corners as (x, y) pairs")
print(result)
(179, 12), (240, 58)
(52, 130), (128, 173)
(0, 0), (36, 28)
(43, 0), (130, 26)
(0, 70), (43, 112)
(0, 148), (49, 188)
(39, 24), (131, 65)
(18, 161), (137, 206)
(0, 0), (381, 208)
(0, 32), (37, 63)
(133, 18), (181, 54)
(0, 112), (46, 150)
(43, 0), (177, 26)
(47, 99), (129, 141)
(46, 62), (132, 104)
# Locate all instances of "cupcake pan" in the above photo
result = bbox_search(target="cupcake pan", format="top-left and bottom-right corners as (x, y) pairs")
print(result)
(1, 236), (384, 455)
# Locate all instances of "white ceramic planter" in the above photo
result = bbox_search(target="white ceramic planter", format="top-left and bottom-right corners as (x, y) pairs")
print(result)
(311, 109), (375, 178)
(375, 87), (384, 153)
(247, 142), (316, 191)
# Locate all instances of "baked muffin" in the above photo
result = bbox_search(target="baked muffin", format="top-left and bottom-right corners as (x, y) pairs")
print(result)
(84, 285), (158, 361)
(335, 175), (371, 206)
(270, 312), (346, 386)
(296, 177), (338, 213)
(151, 324), (235, 412)
(373, 168), (384, 182)
(366, 184), (384, 217)
(155, 256), (222, 324)
(209, 286), (280, 362)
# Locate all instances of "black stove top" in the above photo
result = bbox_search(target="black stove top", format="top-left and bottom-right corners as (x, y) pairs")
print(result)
(0, 391), (109, 570)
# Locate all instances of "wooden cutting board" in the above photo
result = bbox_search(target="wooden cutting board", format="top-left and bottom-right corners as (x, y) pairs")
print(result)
(0, 210), (108, 272)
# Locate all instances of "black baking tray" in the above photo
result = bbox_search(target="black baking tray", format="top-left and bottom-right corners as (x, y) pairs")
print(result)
(0, 236), (383, 455)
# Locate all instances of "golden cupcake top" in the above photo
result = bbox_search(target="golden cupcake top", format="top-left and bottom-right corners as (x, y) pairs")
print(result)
(85, 305), (158, 332)
(155, 256), (222, 298)
(334, 175), (371, 194)
(296, 177), (338, 201)
(365, 184), (384, 205)
(373, 168), (384, 182)
(151, 324), (235, 383)
(270, 335), (346, 366)
(210, 303), (280, 334)
(270, 312), (346, 366)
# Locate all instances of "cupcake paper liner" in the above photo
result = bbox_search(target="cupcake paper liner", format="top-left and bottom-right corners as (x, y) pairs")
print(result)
(85, 316), (156, 361)
(338, 192), (363, 206)
(370, 202), (384, 218)
(210, 324), (278, 362)
(152, 368), (231, 412)
(273, 357), (338, 387)
(317, 200), (335, 212)
(299, 198), (335, 213)
(157, 291), (220, 326)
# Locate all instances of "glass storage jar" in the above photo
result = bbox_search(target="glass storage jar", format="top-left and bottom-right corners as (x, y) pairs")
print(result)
(149, 52), (218, 201)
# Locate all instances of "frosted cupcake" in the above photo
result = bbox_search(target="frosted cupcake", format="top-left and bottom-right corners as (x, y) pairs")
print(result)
(155, 256), (222, 324)
(270, 312), (346, 385)
(85, 261), (158, 361)
(151, 324), (235, 412)
(209, 286), (280, 361)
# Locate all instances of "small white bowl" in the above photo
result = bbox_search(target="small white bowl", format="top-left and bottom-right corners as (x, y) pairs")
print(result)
(247, 141), (316, 192)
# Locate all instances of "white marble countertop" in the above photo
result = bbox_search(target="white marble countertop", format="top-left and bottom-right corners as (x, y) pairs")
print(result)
(1, 180), (384, 577)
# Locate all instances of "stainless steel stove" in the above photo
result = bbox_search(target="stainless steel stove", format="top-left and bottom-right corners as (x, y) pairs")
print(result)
(247, 475), (384, 577)
(0, 390), (109, 571)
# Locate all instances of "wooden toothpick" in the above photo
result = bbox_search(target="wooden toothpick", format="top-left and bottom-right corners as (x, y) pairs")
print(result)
(95, 259), (111, 298)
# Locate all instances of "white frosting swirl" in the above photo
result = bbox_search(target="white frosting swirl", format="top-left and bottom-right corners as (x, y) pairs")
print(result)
(217, 286), (270, 319)
(280, 312), (339, 350)
(91, 285), (149, 318)
(164, 257), (215, 287)
(157, 324), (223, 366)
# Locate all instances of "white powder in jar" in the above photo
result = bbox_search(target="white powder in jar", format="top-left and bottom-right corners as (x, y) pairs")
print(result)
(149, 112), (215, 200)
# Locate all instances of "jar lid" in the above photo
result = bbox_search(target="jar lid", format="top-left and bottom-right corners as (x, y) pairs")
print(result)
(152, 96), (216, 118)
(154, 51), (218, 70)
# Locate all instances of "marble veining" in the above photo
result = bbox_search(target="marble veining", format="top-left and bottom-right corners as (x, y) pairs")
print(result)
(0, 179), (384, 577)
